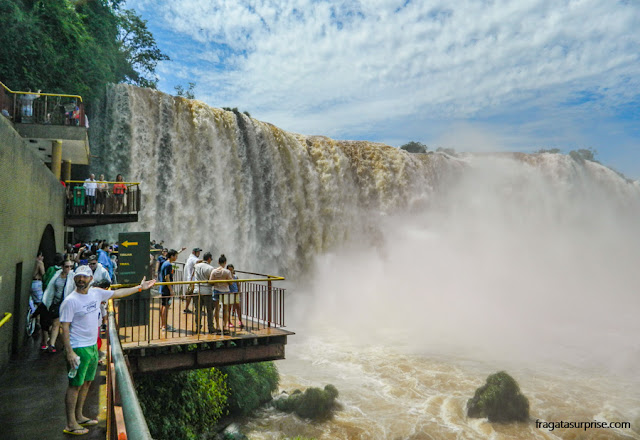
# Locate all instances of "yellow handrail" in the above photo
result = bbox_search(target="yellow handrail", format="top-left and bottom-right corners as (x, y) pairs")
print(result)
(65, 180), (141, 185)
(0, 313), (12, 329)
(0, 80), (83, 103)
(110, 276), (285, 289)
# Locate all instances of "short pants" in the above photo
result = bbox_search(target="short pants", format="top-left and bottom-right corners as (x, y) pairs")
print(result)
(68, 344), (99, 387)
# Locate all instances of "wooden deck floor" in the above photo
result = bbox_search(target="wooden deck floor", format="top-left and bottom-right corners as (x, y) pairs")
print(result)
(117, 299), (292, 349)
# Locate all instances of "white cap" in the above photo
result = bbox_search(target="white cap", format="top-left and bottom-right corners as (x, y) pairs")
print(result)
(74, 265), (93, 278)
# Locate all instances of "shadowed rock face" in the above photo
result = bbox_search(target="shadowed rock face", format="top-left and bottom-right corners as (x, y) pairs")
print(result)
(467, 371), (530, 423)
(273, 384), (340, 420)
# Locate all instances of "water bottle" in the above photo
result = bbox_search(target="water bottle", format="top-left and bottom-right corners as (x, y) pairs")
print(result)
(68, 356), (81, 378)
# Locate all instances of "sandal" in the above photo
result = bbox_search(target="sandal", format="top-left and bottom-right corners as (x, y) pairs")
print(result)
(63, 427), (89, 435)
(48, 346), (57, 353)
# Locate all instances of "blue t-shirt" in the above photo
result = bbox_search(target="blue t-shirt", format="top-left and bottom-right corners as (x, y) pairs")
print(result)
(229, 275), (238, 293)
(159, 260), (173, 295)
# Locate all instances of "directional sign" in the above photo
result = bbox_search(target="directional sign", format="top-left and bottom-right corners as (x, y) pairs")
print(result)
(117, 232), (150, 285)
(117, 232), (151, 327)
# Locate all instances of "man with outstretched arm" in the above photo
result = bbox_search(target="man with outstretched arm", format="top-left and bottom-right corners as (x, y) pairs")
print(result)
(59, 265), (156, 435)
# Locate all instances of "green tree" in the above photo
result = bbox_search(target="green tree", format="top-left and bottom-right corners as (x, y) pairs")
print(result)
(0, 0), (168, 103)
(175, 82), (196, 99)
(569, 148), (598, 163)
(400, 141), (428, 153)
(116, 6), (169, 88)
(219, 362), (280, 416)
(535, 148), (561, 154)
(135, 368), (228, 440)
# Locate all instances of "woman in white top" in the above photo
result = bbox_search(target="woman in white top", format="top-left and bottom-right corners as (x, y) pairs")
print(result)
(41, 261), (76, 352)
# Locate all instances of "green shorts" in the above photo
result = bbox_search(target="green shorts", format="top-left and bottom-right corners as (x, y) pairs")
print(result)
(68, 344), (99, 387)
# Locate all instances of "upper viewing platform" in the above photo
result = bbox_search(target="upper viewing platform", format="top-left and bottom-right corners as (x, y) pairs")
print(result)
(0, 80), (90, 167)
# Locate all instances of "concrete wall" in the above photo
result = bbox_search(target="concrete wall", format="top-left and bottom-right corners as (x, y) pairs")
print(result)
(0, 116), (65, 372)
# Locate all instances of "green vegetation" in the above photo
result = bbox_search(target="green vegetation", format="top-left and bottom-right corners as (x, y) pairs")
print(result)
(136, 368), (228, 440)
(135, 362), (279, 439)
(400, 141), (428, 153)
(219, 362), (280, 417)
(569, 147), (599, 163)
(273, 384), (340, 421)
(0, 0), (168, 103)
(535, 148), (561, 154)
(467, 371), (530, 423)
(175, 82), (196, 99)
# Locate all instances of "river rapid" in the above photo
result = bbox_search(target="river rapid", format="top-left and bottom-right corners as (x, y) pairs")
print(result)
(93, 84), (640, 439)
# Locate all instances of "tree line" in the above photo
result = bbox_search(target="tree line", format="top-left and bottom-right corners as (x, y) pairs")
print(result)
(0, 0), (168, 105)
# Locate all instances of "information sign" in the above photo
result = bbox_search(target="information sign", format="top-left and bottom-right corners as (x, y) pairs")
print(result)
(117, 232), (150, 284)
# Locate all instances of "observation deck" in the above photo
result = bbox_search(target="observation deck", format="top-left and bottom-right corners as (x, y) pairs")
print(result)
(1, 81), (90, 168)
(113, 271), (293, 373)
(64, 181), (142, 227)
(0, 270), (292, 439)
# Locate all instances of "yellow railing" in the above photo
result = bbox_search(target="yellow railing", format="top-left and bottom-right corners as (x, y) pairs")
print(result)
(0, 312), (12, 329)
(65, 181), (141, 216)
(1, 80), (83, 102)
(111, 276), (285, 289)
(65, 180), (141, 185)
(1, 80), (85, 126)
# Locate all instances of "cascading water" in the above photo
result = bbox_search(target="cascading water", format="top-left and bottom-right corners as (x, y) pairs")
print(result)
(92, 84), (640, 439)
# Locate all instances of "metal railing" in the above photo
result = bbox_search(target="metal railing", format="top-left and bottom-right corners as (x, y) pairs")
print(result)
(0, 80), (86, 127)
(65, 181), (141, 216)
(106, 305), (153, 440)
(0, 312), (12, 329)
(112, 272), (286, 346)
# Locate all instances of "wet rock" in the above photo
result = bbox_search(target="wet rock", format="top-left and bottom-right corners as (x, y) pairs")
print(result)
(273, 384), (339, 420)
(467, 371), (529, 422)
(220, 423), (248, 440)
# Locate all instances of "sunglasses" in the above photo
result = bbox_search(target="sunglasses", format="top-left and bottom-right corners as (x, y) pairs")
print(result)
(64, 265), (74, 268)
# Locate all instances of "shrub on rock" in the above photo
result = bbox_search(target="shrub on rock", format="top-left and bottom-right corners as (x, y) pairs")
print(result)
(467, 371), (529, 422)
(273, 384), (339, 420)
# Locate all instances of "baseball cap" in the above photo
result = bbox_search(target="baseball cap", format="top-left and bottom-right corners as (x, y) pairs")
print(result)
(74, 265), (93, 278)
(193, 247), (202, 252)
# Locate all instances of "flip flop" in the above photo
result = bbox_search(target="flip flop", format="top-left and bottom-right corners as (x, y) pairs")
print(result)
(63, 427), (89, 435)
(78, 418), (98, 426)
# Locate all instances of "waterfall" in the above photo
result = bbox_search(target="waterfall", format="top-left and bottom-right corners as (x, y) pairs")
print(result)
(91, 83), (640, 279)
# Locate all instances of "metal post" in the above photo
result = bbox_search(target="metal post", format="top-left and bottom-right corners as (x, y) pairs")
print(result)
(267, 280), (272, 327)
(51, 140), (62, 179)
(62, 160), (71, 183)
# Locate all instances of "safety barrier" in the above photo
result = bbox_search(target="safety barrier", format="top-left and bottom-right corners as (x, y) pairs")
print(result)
(65, 181), (141, 216)
(106, 305), (153, 440)
(112, 272), (286, 345)
(0, 312), (12, 329)
(0, 80), (86, 127)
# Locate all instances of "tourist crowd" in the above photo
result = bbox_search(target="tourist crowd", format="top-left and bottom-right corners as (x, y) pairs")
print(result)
(69, 173), (128, 215)
(28, 238), (242, 435)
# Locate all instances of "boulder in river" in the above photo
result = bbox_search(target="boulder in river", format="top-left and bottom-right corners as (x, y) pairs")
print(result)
(467, 371), (529, 422)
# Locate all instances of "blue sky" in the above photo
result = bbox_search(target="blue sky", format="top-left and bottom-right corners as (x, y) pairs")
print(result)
(125, 0), (640, 178)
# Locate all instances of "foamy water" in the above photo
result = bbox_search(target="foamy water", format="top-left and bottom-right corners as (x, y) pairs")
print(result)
(244, 332), (640, 439)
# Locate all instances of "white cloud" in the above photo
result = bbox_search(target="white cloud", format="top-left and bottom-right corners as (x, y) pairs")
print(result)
(126, 0), (640, 174)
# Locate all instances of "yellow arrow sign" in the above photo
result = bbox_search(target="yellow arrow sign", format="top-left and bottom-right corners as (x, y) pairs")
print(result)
(121, 240), (139, 248)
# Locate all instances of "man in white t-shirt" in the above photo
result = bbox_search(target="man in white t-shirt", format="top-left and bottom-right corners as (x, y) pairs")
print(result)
(83, 174), (97, 214)
(59, 265), (155, 435)
(182, 247), (202, 314)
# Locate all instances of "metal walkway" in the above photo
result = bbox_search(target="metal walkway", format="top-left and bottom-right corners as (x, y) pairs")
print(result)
(0, 336), (106, 440)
